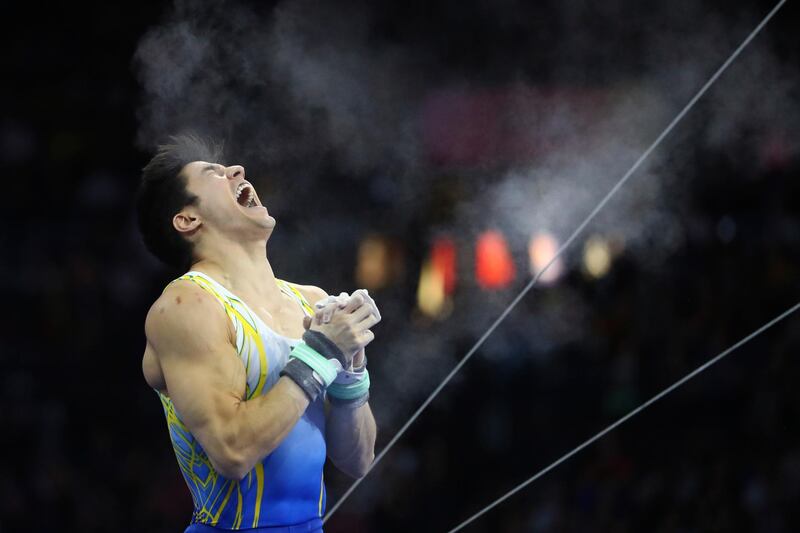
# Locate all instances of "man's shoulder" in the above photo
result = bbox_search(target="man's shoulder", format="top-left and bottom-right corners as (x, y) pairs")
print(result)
(149, 279), (219, 318)
(145, 280), (230, 348)
(282, 281), (328, 306)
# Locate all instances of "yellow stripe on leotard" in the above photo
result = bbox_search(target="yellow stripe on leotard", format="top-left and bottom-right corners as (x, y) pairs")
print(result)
(276, 279), (315, 315)
(158, 391), (234, 526)
(252, 462), (265, 527)
(233, 484), (243, 528)
(176, 273), (269, 399)
(212, 481), (236, 523)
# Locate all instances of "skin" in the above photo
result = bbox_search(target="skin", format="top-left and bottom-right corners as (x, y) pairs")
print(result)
(142, 161), (377, 480)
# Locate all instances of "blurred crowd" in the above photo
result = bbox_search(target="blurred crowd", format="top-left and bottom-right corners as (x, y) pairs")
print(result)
(3, 1), (800, 532)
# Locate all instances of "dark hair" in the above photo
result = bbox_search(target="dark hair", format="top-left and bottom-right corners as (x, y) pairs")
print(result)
(136, 134), (224, 270)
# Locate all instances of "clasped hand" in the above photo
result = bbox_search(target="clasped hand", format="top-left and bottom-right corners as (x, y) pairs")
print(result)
(303, 289), (381, 369)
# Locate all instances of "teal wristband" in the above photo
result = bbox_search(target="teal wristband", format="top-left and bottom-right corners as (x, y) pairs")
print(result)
(289, 343), (339, 387)
(327, 370), (371, 400)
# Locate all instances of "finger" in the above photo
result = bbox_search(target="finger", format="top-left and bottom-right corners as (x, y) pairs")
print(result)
(314, 295), (338, 310)
(352, 347), (366, 368)
(343, 293), (365, 313)
(317, 301), (338, 314)
(365, 298), (380, 321)
(356, 312), (380, 330)
(354, 289), (380, 320)
(342, 292), (365, 313)
(315, 301), (337, 323)
(303, 316), (312, 330)
(357, 329), (375, 346)
(349, 302), (374, 322)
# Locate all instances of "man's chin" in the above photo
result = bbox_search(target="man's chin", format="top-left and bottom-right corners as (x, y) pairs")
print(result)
(262, 215), (277, 232)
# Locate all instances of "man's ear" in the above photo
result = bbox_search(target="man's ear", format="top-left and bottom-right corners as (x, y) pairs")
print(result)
(173, 210), (202, 236)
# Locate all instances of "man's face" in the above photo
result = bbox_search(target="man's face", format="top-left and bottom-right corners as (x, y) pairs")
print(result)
(181, 160), (275, 237)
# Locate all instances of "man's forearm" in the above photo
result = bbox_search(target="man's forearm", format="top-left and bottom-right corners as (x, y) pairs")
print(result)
(326, 402), (377, 478)
(222, 377), (310, 478)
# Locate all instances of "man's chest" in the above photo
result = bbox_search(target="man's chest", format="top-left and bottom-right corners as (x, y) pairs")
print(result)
(237, 292), (308, 339)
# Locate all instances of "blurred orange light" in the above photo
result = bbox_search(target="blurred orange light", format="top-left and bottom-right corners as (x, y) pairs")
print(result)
(475, 230), (516, 290)
(528, 232), (563, 284)
(356, 235), (391, 290)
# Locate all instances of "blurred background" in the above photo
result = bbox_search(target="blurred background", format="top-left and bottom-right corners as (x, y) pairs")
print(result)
(3, 0), (800, 531)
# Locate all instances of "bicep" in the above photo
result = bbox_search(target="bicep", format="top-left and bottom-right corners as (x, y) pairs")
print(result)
(146, 287), (246, 453)
(160, 343), (245, 446)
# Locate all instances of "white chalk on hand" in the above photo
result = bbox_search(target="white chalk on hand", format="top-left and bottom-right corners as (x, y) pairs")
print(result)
(314, 292), (351, 324)
(313, 290), (380, 324)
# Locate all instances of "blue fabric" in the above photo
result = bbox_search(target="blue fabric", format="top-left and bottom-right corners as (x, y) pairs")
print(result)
(185, 517), (323, 533)
(204, 399), (328, 528)
(162, 272), (328, 528)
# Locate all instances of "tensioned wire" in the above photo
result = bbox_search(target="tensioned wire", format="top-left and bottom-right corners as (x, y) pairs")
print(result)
(448, 299), (800, 532)
(323, 0), (788, 523)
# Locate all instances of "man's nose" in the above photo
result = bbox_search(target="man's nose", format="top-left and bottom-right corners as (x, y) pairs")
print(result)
(226, 165), (245, 181)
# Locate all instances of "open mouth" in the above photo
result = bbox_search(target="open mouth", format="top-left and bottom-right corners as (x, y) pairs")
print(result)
(235, 182), (258, 208)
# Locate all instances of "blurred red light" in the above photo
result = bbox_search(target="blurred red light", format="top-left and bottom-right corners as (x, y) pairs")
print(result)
(475, 230), (516, 289)
(431, 237), (457, 295)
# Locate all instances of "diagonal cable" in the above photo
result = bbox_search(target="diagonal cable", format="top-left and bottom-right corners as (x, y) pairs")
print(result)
(447, 299), (800, 532)
(323, 0), (787, 523)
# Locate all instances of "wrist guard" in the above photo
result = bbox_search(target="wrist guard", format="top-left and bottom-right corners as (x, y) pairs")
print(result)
(327, 369), (370, 407)
(288, 342), (340, 386)
(280, 340), (342, 402)
(303, 329), (348, 369)
(329, 391), (370, 409)
(334, 356), (368, 385)
(280, 358), (325, 402)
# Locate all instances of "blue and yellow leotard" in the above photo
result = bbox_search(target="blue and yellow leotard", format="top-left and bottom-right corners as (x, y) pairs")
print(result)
(157, 271), (326, 531)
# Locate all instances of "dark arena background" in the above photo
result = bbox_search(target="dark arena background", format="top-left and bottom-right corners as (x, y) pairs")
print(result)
(3, 0), (800, 531)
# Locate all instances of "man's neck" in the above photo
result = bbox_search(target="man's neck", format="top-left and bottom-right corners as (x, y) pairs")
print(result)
(191, 239), (282, 302)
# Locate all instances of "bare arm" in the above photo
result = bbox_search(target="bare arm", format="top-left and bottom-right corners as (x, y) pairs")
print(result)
(146, 281), (311, 480)
(326, 401), (377, 478)
(298, 284), (378, 478)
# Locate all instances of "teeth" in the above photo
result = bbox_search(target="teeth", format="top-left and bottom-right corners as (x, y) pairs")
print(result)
(236, 181), (255, 201)
(235, 182), (248, 199)
(234, 182), (259, 207)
